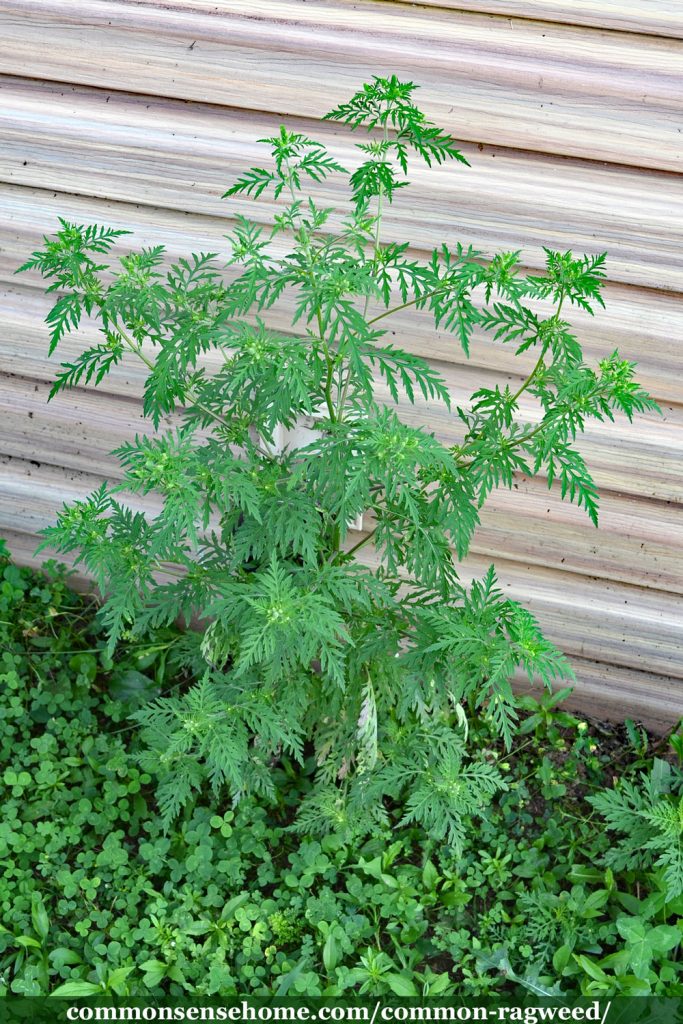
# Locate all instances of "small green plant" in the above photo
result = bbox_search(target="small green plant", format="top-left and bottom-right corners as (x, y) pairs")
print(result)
(17, 75), (657, 839)
(589, 759), (683, 900)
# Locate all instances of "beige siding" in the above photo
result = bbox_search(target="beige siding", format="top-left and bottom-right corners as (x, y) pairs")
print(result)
(392, 1), (683, 39)
(0, 0), (680, 728)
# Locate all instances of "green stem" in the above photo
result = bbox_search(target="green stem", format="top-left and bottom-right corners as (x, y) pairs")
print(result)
(115, 320), (259, 444)
(282, 161), (344, 559)
(456, 289), (565, 462)
(329, 523), (342, 556)
(362, 185), (384, 321)
(284, 158), (337, 424)
(336, 188), (384, 419)
(366, 284), (451, 327)
(510, 343), (549, 404)
(341, 525), (377, 560)
(337, 115), (389, 422)
(509, 291), (565, 406)
(328, 119), (390, 554)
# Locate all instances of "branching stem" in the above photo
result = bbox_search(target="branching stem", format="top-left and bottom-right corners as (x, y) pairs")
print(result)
(284, 157), (337, 425)
(366, 284), (451, 326)
(336, 116), (389, 423)
(456, 288), (566, 462)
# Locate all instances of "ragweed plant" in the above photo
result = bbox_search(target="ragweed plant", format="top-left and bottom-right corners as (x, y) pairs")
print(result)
(18, 76), (657, 840)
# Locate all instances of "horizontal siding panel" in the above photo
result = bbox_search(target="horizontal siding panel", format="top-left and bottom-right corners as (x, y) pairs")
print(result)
(472, 483), (683, 594)
(117, 0), (683, 40)
(2, 454), (681, 682)
(1, 78), (682, 293)
(1, 373), (681, 594)
(0, 1), (681, 170)
(393, 0), (683, 40)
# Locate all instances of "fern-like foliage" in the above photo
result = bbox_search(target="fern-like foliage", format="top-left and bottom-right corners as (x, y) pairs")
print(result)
(589, 760), (683, 900)
(18, 75), (657, 847)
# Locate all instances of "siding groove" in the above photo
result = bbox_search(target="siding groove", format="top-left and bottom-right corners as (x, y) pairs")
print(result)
(390, 0), (683, 40)
(0, 1), (681, 169)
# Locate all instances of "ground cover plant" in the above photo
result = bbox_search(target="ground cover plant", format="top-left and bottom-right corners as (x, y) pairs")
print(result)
(16, 76), (659, 851)
(1, 549), (682, 998)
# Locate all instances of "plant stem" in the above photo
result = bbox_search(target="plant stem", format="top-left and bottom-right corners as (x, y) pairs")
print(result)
(342, 525), (377, 560)
(510, 343), (548, 404)
(366, 284), (450, 326)
(362, 185), (384, 321)
(508, 290), (564, 404)
(282, 159), (345, 559)
(337, 114), (389, 423)
(114, 320), (270, 449)
(284, 158), (337, 425)
(456, 289), (566, 462)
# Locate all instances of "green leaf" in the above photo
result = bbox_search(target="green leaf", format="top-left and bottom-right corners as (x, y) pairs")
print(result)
(46, 293), (84, 352)
(140, 959), (168, 988)
(425, 972), (451, 995)
(648, 924), (682, 953)
(49, 948), (83, 969)
(221, 893), (251, 919)
(552, 944), (572, 974)
(386, 973), (418, 997)
(31, 893), (49, 943)
(355, 856), (398, 888)
(108, 669), (159, 708)
(322, 932), (340, 973)
(580, 889), (610, 918)
(275, 958), (309, 996)
(422, 859), (440, 892)
(615, 917), (680, 980)
(223, 167), (276, 199)
(573, 954), (610, 985)
(50, 981), (103, 998)
(105, 966), (135, 995)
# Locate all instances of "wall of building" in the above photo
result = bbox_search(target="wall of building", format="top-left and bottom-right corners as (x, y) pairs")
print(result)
(0, 0), (681, 727)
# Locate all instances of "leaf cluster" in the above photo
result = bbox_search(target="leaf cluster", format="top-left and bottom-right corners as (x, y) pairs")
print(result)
(17, 75), (658, 842)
